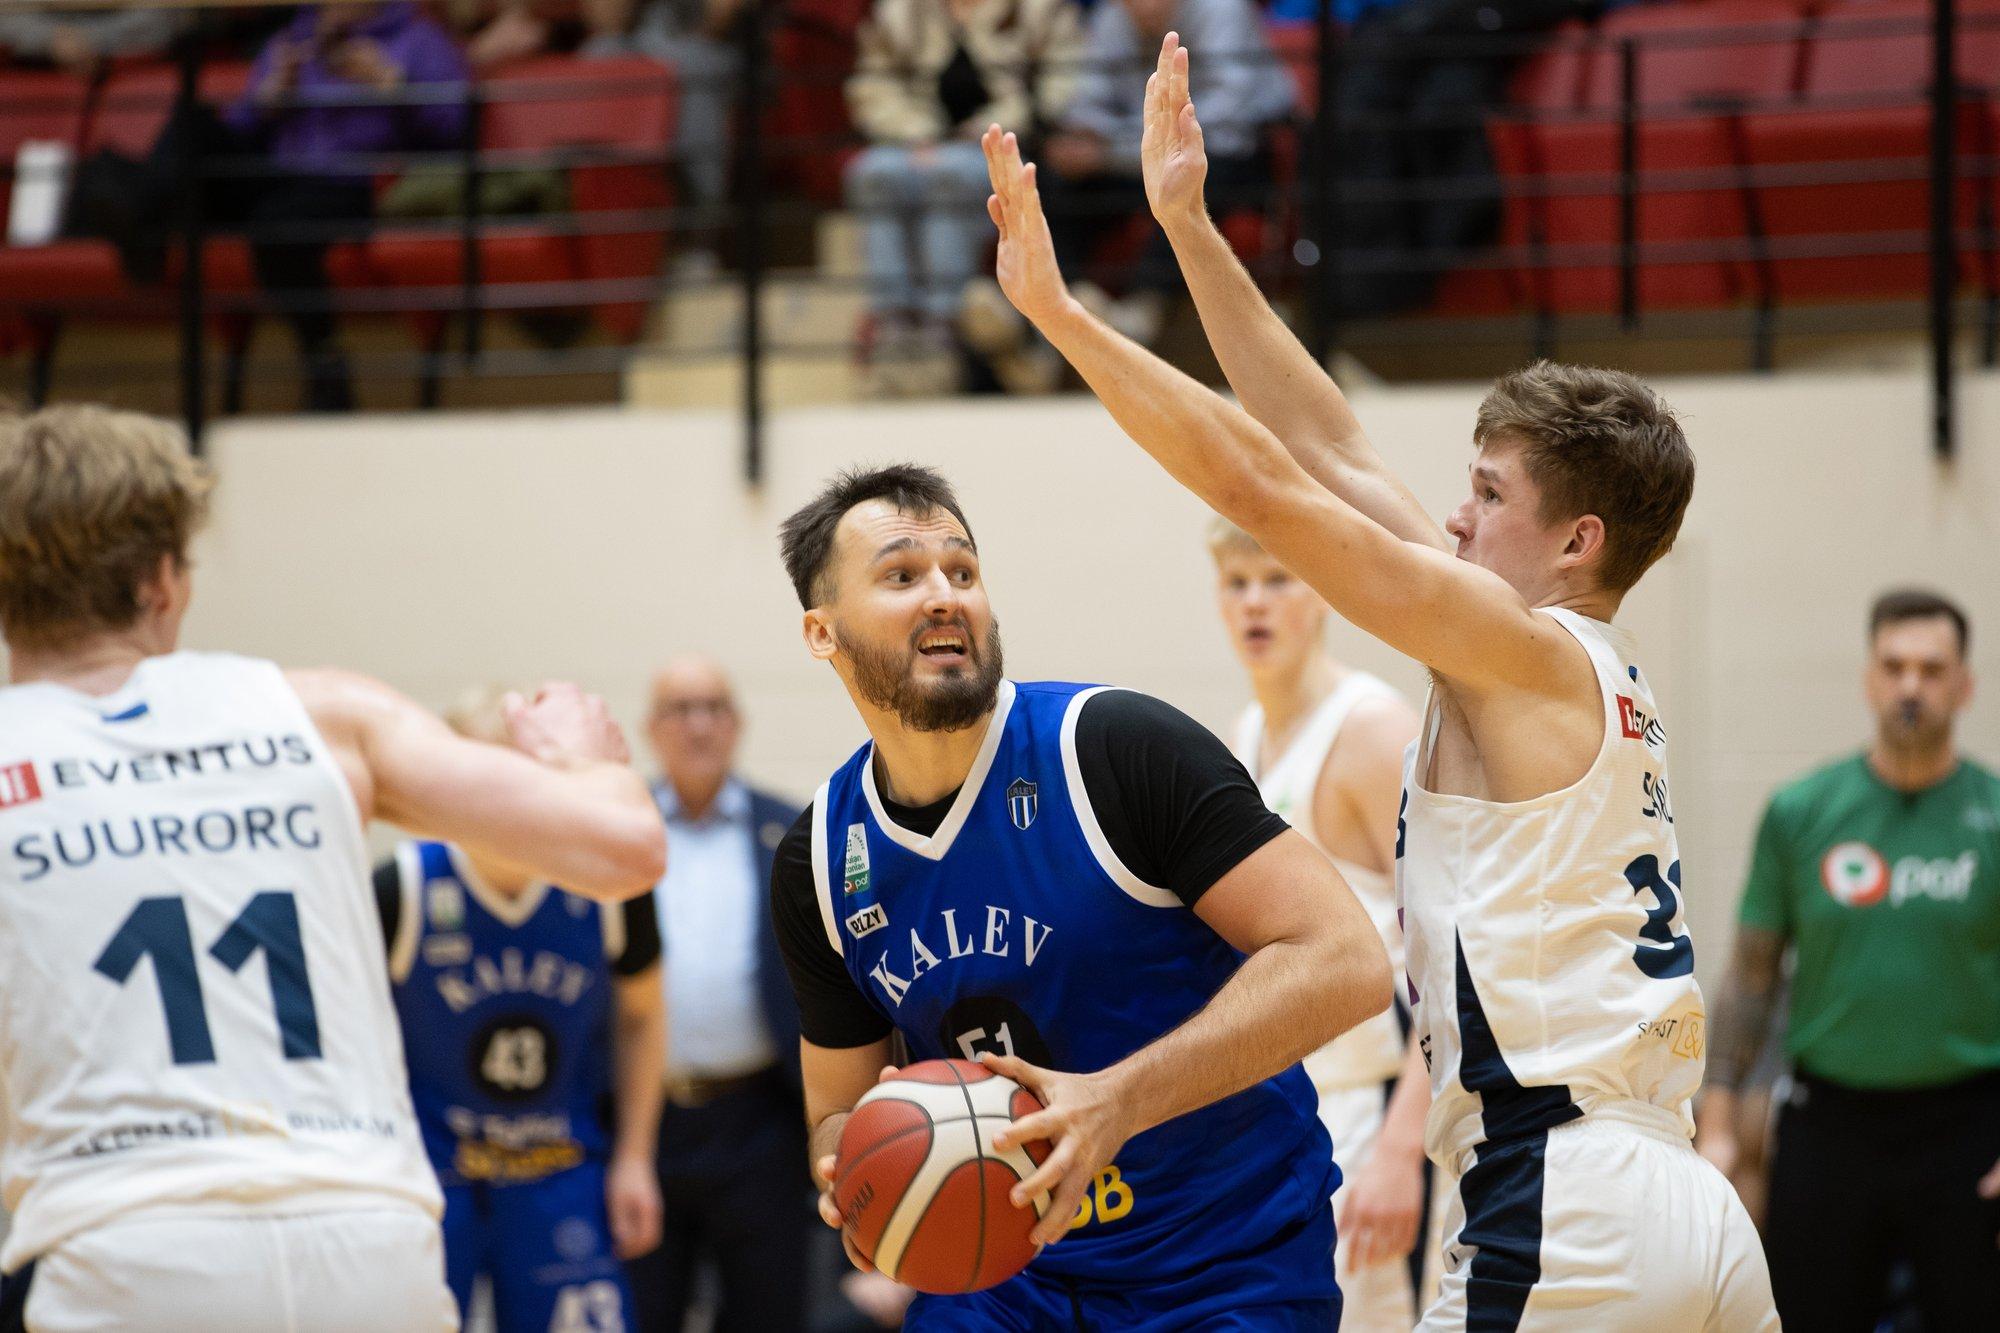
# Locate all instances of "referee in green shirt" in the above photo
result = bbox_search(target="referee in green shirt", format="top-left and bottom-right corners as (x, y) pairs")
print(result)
(1697, 589), (2000, 1331)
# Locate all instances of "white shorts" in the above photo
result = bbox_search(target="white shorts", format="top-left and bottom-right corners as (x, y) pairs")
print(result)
(1420, 1113), (1777, 1332)
(16, 1206), (457, 1333)
(1321, 1081), (1419, 1333)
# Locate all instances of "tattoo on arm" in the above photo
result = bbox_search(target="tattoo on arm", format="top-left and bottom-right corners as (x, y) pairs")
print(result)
(1707, 925), (1785, 1091)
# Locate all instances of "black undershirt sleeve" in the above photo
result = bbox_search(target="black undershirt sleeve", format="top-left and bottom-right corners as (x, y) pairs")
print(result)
(370, 858), (401, 954)
(611, 891), (662, 976)
(770, 804), (895, 1049)
(1072, 689), (1291, 908)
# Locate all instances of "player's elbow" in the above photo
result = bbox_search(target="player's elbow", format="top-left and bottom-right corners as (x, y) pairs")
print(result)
(579, 811), (667, 901)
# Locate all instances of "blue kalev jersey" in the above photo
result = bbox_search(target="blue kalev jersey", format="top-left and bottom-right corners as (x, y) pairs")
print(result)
(390, 840), (618, 1188)
(811, 680), (1335, 1282)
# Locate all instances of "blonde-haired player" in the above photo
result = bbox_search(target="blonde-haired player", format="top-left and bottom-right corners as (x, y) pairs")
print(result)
(0, 406), (664, 1330)
(1210, 516), (1430, 1329)
(974, 33), (1778, 1329)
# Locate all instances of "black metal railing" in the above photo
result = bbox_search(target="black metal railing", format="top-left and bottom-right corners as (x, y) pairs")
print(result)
(0, 1), (1991, 470)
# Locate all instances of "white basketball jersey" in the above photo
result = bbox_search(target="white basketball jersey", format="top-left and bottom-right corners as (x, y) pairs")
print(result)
(1233, 671), (1407, 1090)
(0, 652), (440, 1272)
(1397, 610), (1705, 1171)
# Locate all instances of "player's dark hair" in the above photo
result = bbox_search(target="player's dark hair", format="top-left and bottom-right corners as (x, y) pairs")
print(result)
(779, 463), (976, 609)
(1870, 587), (1970, 656)
(1474, 361), (1693, 594)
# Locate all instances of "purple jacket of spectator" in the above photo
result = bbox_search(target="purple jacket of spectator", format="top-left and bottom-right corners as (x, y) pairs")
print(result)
(227, 2), (470, 179)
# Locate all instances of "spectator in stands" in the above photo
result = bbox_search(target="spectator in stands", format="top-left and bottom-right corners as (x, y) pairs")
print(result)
(596, 0), (750, 232)
(0, 5), (184, 77)
(0, 5), (186, 78)
(959, 0), (1287, 390)
(622, 656), (816, 1333)
(844, 0), (1084, 392)
(1041, 0), (1289, 342)
(453, 0), (635, 67)
(226, 3), (471, 411)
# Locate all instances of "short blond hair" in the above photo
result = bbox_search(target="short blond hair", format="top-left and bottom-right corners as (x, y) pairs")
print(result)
(1205, 514), (1267, 558)
(442, 684), (515, 746)
(0, 405), (213, 650)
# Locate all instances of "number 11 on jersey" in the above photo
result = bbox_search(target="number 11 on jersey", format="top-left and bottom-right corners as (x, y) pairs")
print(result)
(95, 891), (323, 1065)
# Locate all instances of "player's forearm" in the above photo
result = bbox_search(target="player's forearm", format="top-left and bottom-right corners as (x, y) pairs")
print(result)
(1159, 214), (1448, 552)
(1373, 1036), (1431, 1165)
(1706, 926), (1785, 1092)
(1104, 929), (1391, 1139)
(524, 763), (666, 902)
(1160, 213), (1365, 472)
(610, 985), (666, 1165)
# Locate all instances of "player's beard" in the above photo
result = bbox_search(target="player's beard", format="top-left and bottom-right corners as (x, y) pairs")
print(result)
(842, 617), (1005, 733)
(1881, 696), (1952, 755)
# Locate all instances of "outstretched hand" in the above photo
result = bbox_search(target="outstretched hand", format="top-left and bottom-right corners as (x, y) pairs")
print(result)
(981, 124), (1073, 328)
(1141, 33), (1209, 229)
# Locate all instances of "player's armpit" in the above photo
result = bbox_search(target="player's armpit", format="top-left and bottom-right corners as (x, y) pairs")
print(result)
(1319, 693), (1422, 875)
(289, 667), (663, 902)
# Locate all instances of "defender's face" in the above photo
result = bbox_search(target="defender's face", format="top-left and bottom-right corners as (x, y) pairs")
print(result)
(1213, 548), (1326, 675)
(1866, 617), (1971, 751)
(1444, 442), (1574, 600)
(814, 500), (1002, 730)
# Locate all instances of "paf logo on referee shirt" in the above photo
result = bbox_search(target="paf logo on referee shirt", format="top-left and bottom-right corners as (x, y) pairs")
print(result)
(0, 761), (41, 810)
(1820, 841), (1889, 907)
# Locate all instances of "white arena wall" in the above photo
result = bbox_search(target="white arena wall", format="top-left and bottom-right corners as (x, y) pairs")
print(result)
(22, 367), (2000, 998)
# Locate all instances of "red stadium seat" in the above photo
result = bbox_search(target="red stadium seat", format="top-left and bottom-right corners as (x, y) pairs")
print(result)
(1478, 22), (1596, 316)
(364, 56), (676, 354)
(1738, 0), (2000, 301)
(1501, 2), (1809, 316)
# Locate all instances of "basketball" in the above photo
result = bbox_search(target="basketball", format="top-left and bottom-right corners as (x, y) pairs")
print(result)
(832, 1058), (1053, 1294)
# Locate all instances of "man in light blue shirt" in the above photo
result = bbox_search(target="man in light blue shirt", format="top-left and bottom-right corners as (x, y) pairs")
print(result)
(623, 655), (809, 1333)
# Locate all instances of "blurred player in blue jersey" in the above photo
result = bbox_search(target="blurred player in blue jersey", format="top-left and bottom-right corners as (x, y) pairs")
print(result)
(376, 687), (667, 1333)
(770, 464), (1395, 1330)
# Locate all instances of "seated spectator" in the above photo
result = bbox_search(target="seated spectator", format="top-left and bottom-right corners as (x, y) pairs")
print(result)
(963, 0), (1289, 387)
(844, 0), (1083, 393)
(0, 4), (186, 78)
(1051, 0), (1287, 331)
(225, 2), (470, 410)
(453, 0), (635, 67)
(591, 0), (749, 230)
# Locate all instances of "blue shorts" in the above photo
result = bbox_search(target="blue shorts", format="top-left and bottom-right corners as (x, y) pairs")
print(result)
(439, 1160), (634, 1333)
(905, 1203), (1339, 1332)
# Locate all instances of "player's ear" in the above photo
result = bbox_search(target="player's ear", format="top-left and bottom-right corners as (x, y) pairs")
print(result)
(1559, 513), (1607, 575)
(803, 609), (839, 663)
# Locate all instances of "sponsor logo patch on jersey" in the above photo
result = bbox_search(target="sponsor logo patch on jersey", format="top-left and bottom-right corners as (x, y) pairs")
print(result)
(845, 903), (888, 938)
(428, 881), (466, 931)
(1821, 841), (1889, 907)
(0, 760), (42, 809)
(843, 823), (871, 896)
